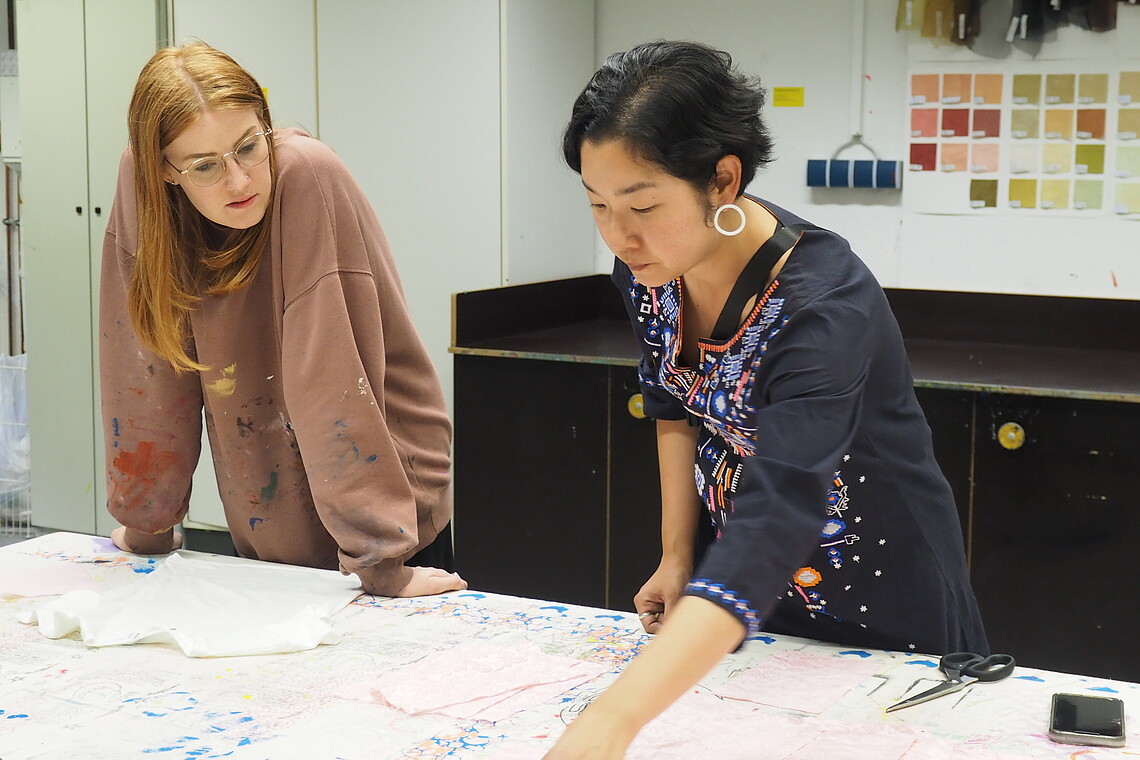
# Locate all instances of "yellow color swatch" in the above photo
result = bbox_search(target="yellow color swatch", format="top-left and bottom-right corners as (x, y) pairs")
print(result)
(1075, 144), (1106, 174)
(772, 87), (805, 107)
(1039, 180), (1069, 210)
(1011, 110), (1039, 139)
(1117, 147), (1140, 179)
(1116, 184), (1140, 214)
(1009, 179), (1038, 209)
(1078, 73), (1108, 104)
(1121, 72), (1140, 105)
(1045, 74), (1075, 104)
(1042, 143), (1072, 174)
(1073, 180), (1103, 210)
(1118, 109), (1140, 140)
(1013, 74), (1042, 105)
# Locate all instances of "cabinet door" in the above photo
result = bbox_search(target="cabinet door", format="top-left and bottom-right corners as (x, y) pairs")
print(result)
(913, 387), (974, 559)
(606, 367), (662, 611)
(19, 0), (96, 532)
(453, 354), (608, 607)
(971, 394), (1140, 681)
(19, 0), (160, 533)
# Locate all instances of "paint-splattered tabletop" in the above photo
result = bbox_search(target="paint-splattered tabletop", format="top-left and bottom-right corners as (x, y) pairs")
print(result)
(0, 532), (1136, 759)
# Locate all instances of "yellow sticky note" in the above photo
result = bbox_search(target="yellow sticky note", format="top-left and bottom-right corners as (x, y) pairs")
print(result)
(772, 87), (805, 107)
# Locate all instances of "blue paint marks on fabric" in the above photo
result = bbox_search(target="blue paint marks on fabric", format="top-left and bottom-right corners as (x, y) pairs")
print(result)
(132, 559), (158, 574)
(238, 738), (252, 745)
(458, 592), (487, 599)
(540, 605), (568, 613)
(1014, 675), (1045, 682)
(1090, 686), (1119, 693)
(746, 634), (777, 644)
(594, 614), (624, 621)
(5, 713), (29, 719)
(249, 517), (264, 530)
(838, 650), (873, 658)
(905, 659), (940, 668)
(366, 454), (378, 462)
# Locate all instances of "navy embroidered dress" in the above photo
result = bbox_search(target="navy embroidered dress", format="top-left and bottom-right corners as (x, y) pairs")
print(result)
(615, 199), (987, 656)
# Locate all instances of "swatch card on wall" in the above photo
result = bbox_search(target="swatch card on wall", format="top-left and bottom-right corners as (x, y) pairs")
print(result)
(905, 63), (1140, 219)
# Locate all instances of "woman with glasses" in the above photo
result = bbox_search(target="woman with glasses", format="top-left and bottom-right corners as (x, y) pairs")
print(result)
(544, 41), (986, 758)
(100, 41), (465, 599)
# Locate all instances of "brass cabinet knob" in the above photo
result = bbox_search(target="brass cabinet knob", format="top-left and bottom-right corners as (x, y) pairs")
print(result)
(627, 393), (646, 419)
(997, 421), (1026, 450)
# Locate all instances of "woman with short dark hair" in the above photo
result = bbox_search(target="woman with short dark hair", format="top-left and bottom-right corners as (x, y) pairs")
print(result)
(546, 40), (986, 758)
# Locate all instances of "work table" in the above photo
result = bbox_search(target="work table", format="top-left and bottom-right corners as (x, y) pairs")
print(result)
(2, 531), (1137, 758)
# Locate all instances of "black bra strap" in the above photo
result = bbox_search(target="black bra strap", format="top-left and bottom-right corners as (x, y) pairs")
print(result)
(710, 223), (811, 341)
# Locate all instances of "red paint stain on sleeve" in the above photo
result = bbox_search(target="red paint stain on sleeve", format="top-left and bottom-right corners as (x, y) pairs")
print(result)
(113, 441), (181, 485)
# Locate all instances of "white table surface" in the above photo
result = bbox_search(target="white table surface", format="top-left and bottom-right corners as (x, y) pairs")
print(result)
(0, 532), (1136, 760)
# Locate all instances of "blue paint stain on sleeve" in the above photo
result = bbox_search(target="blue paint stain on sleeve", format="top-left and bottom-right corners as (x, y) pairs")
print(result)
(1014, 675), (1045, 682)
(1089, 686), (1119, 693)
(838, 650), (873, 658)
(905, 659), (940, 668)
(540, 605), (568, 613)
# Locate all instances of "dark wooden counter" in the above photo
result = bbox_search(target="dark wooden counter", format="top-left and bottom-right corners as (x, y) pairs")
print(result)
(452, 275), (1140, 403)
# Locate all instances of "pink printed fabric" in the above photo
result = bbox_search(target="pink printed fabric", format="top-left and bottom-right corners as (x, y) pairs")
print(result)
(716, 650), (884, 714)
(358, 639), (608, 722)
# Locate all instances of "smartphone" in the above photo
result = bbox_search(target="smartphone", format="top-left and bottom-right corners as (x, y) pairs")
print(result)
(1048, 692), (1127, 748)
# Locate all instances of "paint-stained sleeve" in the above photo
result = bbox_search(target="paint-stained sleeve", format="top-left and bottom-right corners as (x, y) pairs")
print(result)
(99, 150), (204, 552)
(274, 141), (452, 597)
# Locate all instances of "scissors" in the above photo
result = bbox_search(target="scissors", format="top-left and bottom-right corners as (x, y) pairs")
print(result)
(886, 651), (1016, 713)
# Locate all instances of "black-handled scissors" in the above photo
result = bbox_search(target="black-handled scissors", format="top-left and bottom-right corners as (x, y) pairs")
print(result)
(886, 651), (1016, 712)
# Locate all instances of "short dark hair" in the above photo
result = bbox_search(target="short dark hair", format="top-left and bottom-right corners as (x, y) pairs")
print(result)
(562, 40), (774, 196)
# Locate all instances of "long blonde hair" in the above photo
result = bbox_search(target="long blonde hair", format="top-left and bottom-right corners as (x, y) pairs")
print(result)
(127, 41), (277, 373)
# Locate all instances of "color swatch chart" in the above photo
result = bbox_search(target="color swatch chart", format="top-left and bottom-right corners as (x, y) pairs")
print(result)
(905, 66), (1140, 217)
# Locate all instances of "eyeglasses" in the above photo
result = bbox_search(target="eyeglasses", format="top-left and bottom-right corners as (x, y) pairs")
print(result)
(165, 130), (273, 187)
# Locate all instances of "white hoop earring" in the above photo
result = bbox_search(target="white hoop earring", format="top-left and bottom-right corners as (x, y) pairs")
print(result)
(713, 203), (746, 236)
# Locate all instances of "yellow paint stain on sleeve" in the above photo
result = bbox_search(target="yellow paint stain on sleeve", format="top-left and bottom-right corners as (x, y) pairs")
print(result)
(206, 363), (238, 397)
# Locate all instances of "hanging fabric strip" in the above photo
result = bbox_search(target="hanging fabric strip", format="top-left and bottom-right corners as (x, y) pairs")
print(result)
(897, 0), (928, 30)
(923, 0), (958, 40)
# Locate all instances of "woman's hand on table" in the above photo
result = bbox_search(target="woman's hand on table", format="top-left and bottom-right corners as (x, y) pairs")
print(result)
(110, 526), (183, 554)
(633, 554), (690, 633)
(396, 566), (468, 597)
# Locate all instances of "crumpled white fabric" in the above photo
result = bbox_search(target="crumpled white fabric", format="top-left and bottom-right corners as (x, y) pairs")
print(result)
(19, 550), (362, 657)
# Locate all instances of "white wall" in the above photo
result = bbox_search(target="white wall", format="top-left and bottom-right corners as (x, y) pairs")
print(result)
(594, 0), (1140, 299)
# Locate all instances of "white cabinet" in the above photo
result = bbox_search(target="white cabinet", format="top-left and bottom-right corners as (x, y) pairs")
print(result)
(317, 0), (597, 402)
(18, 0), (161, 533)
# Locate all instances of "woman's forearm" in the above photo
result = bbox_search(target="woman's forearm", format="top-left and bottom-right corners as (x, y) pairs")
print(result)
(586, 595), (745, 733)
(655, 418), (702, 562)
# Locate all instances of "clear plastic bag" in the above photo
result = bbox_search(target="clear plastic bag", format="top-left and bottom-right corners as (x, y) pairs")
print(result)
(0, 353), (30, 525)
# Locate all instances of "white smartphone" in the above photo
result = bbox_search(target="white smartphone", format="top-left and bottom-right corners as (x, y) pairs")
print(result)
(1048, 692), (1126, 748)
